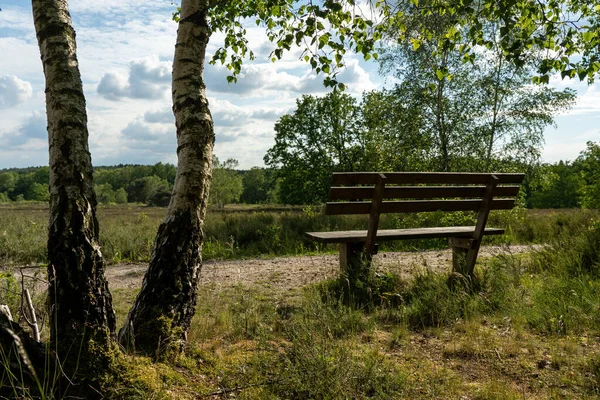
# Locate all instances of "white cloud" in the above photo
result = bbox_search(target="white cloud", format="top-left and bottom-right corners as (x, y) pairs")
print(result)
(567, 84), (600, 115)
(0, 6), (36, 33)
(144, 108), (174, 124)
(205, 55), (377, 98)
(336, 58), (379, 93)
(0, 111), (46, 148)
(69, 0), (159, 14)
(97, 57), (171, 100)
(0, 75), (33, 108)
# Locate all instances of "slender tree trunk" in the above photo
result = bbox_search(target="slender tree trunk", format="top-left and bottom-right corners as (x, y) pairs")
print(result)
(486, 56), (503, 171)
(119, 0), (214, 358)
(436, 73), (449, 171)
(32, 0), (117, 378)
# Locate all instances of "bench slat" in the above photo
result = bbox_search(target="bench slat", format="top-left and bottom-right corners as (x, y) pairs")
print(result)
(306, 226), (505, 243)
(329, 185), (521, 200)
(331, 172), (525, 185)
(325, 198), (515, 215)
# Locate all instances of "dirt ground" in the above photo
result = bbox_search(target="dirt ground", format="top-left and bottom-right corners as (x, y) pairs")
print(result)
(104, 245), (537, 291)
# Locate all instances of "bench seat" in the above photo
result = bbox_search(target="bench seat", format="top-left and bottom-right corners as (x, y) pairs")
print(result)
(306, 226), (505, 243)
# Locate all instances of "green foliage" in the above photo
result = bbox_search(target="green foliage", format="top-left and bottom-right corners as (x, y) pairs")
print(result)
(0, 271), (20, 313)
(379, 0), (600, 83)
(127, 175), (171, 205)
(0, 163), (176, 205)
(576, 141), (600, 209)
(361, 89), (433, 171)
(114, 187), (128, 204)
(319, 270), (404, 310)
(208, 0), (385, 88)
(379, 17), (576, 173)
(25, 182), (49, 202)
(146, 186), (171, 207)
(264, 91), (367, 204)
(0, 172), (16, 194)
(240, 167), (276, 204)
(529, 161), (582, 208)
(210, 157), (243, 208)
(95, 183), (116, 204)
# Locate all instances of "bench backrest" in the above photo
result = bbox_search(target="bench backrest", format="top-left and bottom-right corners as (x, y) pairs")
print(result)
(326, 172), (524, 215)
(325, 172), (525, 255)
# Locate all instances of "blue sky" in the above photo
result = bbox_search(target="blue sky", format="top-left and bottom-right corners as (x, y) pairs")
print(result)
(0, 0), (598, 169)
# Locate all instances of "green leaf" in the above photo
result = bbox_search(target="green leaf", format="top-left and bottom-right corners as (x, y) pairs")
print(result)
(335, 53), (343, 65)
(411, 39), (421, 51)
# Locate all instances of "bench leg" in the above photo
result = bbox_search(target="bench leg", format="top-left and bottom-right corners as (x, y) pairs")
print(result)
(451, 247), (469, 276)
(339, 242), (371, 276)
(449, 237), (477, 277)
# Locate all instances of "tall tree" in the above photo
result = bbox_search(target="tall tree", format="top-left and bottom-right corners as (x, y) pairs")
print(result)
(576, 141), (600, 209)
(379, 10), (576, 173)
(264, 91), (366, 204)
(528, 161), (582, 208)
(118, 0), (214, 356)
(31, 0), (117, 382)
(240, 167), (270, 204)
(210, 157), (243, 208)
(361, 89), (433, 172)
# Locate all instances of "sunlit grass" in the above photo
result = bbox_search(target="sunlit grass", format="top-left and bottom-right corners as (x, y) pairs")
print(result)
(1, 202), (598, 266)
(3, 205), (600, 398)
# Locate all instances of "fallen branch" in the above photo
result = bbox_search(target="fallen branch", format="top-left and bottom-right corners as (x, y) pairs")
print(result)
(24, 289), (40, 342)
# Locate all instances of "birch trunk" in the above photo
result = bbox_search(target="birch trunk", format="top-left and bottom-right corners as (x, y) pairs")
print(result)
(32, 0), (117, 371)
(118, 0), (214, 357)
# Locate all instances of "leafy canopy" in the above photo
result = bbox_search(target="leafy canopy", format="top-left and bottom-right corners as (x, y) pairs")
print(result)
(193, 0), (600, 87)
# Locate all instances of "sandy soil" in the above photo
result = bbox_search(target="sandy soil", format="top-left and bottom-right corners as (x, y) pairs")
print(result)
(104, 245), (537, 292)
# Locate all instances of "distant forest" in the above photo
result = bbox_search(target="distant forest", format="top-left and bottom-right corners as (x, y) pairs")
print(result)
(1, 142), (599, 209)
(0, 161), (277, 208)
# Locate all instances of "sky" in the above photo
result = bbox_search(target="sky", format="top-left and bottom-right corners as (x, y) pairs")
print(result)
(0, 0), (598, 170)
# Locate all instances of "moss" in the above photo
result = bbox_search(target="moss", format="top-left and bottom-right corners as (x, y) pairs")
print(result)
(124, 311), (186, 361)
(99, 353), (213, 399)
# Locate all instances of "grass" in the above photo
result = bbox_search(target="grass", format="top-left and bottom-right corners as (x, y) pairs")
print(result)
(3, 207), (600, 398)
(109, 216), (599, 399)
(1, 202), (598, 266)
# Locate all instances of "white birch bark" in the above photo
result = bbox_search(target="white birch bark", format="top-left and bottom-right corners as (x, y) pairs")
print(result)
(31, 0), (116, 367)
(118, 0), (214, 356)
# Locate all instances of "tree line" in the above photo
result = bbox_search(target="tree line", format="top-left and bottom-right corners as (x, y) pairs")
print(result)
(1, 139), (599, 209)
(0, 160), (277, 207)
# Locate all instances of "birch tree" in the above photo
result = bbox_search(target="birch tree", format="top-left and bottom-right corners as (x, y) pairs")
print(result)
(117, 0), (215, 356)
(31, 0), (117, 378)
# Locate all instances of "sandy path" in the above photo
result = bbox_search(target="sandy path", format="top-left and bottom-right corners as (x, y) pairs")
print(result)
(105, 245), (537, 291)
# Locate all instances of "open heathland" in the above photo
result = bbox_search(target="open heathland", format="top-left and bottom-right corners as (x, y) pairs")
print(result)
(2, 206), (600, 398)
(1, 202), (597, 265)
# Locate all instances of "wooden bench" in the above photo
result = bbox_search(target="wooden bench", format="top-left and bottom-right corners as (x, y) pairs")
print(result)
(306, 172), (525, 277)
